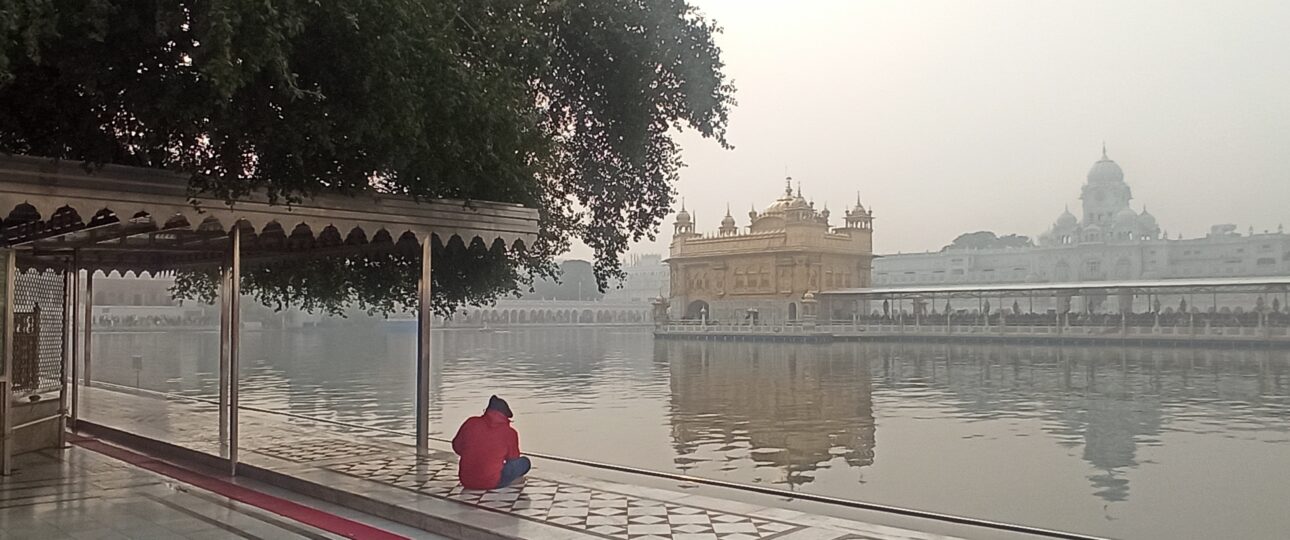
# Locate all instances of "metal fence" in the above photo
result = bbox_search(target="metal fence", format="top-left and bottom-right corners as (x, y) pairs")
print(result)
(11, 268), (66, 397)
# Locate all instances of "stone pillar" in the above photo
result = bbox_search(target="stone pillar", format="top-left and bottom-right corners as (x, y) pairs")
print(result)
(801, 292), (819, 330)
(651, 296), (670, 327)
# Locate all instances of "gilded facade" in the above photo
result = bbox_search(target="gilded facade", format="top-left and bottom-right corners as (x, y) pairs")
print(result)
(667, 180), (874, 322)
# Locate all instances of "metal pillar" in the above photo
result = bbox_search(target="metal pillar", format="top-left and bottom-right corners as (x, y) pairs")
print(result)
(1, 250), (15, 475)
(416, 235), (434, 455)
(227, 227), (242, 476)
(58, 263), (72, 448)
(68, 256), (80, 429)
(83, 272), (93, 388)
(218, 262), (231, 446)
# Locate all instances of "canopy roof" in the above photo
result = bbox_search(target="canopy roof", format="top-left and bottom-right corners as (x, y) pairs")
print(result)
(0, 155), (539, 272)
(824, 276), (1290, 299)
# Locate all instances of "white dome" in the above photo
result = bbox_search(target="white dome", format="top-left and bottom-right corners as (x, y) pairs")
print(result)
(1055, 207), (1078, 228)
(1088, 157), (1124, 184)
(1114, 208), (1139, 228)
(1139, 208), (1158, 228)
(1087, 146), (1125, 184)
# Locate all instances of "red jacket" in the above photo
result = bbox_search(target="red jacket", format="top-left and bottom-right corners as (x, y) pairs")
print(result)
(451, 410), (521, 490)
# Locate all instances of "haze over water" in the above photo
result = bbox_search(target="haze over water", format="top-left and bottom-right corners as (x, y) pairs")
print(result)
(88, 326), (1290, 540)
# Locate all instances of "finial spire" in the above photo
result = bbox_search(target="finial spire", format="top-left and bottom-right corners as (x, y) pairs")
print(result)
(725, 203), (731, 217)
(796, 181), (802, 197)
(784, 177), (793, 196)
(1101, 141), (1108, 159)
(680, 197), (686, 211)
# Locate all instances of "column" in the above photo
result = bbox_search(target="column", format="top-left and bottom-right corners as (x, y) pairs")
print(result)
(83, 272), (93, 388)
(58, 262), (72, 448)
(226, 227), (242, 476)
(0, 249), (15, 475)
(416, 234), (433, 455)
(218, 260), (230, 446)
(68, 256), (80, 430)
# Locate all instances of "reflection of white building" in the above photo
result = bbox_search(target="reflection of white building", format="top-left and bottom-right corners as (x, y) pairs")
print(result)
(605, 253), (669, 303)
(92, 273), (210, 322)
(875, 147), (1290, 286)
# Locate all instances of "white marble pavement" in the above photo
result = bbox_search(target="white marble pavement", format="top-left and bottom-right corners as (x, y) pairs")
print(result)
(79, 386), (970, 540)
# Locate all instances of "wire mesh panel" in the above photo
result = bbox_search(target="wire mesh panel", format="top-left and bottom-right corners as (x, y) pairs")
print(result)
(12, 268), (66, 397)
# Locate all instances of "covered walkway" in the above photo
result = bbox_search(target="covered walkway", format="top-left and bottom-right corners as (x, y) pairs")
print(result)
(0, 153), (539, 475)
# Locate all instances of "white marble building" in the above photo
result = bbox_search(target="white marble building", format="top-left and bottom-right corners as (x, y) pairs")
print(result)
(875, 147), (1290, 287)
(604, 253), (670, 303)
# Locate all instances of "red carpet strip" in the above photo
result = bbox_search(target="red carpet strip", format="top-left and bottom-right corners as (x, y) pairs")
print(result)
(74, 438), (408, 540)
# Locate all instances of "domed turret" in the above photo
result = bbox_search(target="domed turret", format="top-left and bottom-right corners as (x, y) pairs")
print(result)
(673, 200), (695, 237)
(1088, 144), (1124, 184)
(1114, 207), (1138, 228)
(719, 204), (737, 236)
(843, 192), (873, 230)
(1138, 207), (1157, 227)
(763, 178), (798, 215)
(1056, 206), (1078, 229)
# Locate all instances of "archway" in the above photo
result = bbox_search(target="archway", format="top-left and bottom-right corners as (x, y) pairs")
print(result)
(788, 302), (798, 321)
(684, 300), (709, 320)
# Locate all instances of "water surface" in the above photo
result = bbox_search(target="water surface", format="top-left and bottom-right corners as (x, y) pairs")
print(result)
(89, 326), (1290, 539)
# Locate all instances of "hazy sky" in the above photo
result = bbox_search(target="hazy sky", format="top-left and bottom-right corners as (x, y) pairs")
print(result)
(574, 0), (1290, 260)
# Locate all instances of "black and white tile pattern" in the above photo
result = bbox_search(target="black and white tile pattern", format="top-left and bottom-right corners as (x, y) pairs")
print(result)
(251, 437), (392, 463)
(326, 454), (802, 540)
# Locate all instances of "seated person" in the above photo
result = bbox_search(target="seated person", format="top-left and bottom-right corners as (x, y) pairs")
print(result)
(452, 395), (530, 490)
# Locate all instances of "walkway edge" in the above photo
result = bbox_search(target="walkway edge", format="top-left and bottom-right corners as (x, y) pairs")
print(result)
(75, 421), (532, 540)
(72, 436), (407, 540)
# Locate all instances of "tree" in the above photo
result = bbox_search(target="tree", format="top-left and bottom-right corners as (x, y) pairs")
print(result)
(942, 231), (1034, 251)
(0, 0), (733, 315)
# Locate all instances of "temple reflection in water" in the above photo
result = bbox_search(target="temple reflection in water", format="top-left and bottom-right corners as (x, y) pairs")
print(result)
(660, 339), (1288, 502)
(662, 341), (876, 488)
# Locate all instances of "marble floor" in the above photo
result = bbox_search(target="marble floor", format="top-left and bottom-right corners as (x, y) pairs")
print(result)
(0, 445), (446, 539)
(76, 386), (983, 540)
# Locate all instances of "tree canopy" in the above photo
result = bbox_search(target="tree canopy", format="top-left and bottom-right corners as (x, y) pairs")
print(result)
(942, 231), (1034, 251)
(0, 0), (733, 314)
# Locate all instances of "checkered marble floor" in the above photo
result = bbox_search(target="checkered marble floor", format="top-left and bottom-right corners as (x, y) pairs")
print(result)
(326, 453), (802, 540)
(83, 387), (967, 540)
(253, 437), (393, 463)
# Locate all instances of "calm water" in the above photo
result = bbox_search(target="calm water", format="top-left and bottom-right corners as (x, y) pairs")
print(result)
(90, 326), (1290, 540)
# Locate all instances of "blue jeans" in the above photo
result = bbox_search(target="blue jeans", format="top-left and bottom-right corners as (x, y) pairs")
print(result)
(497, 456), (531, 488)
